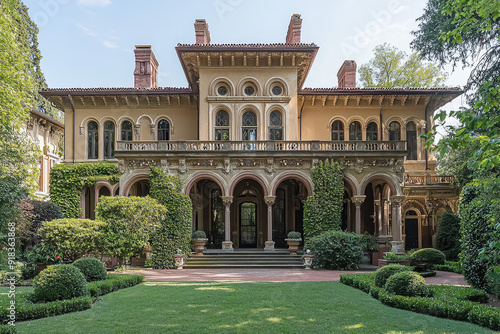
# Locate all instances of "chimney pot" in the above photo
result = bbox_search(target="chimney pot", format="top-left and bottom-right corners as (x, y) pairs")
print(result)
(194, 19), (211, 44)
(286, 14), (302, 44)
(133, 45), (159, 89)
(337, 60), (357, 88)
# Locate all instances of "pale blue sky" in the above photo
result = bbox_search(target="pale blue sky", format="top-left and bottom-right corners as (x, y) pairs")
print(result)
(25, 0), (470, 119)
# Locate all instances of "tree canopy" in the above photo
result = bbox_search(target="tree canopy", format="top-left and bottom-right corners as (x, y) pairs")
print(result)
(358, 43), (448, 88)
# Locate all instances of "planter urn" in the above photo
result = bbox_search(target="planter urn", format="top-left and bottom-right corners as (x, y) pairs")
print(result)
(191, 238), (208, 256)
(285, 238), (302, 256)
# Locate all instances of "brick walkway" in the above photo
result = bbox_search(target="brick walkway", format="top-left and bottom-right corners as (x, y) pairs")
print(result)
(122, 269), (469, 286)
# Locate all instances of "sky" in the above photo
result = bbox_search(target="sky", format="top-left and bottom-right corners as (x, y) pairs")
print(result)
(24, 0), (471, 131)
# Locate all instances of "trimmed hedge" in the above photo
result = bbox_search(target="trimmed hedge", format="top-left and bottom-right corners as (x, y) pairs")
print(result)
(87, 274), (144, 297)
(0, 325), (17, 333)
(434, 261), (464, 274)
(340, 273), (500, 330)
(384, 271), (430, 297)
(33, 265), (88, 302)
(374, 264), (414, 287)
(72, 257), (107, 282)
(410, 248), (446, 265)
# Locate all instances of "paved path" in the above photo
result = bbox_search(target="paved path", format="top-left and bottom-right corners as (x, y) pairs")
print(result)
(122, 268), (469, 286)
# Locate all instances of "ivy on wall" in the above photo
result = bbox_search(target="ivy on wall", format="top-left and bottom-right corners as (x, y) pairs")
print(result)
(303, 159), (345, 241)
(147, 167), (192, 269)
(49, 162), (119, 218)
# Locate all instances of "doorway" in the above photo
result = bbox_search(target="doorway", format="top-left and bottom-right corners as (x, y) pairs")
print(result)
(405, 210), (419, 250)
(240, 202), (257, 247)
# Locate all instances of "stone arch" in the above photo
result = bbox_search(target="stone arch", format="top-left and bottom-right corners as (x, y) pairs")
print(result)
(80, 116), (100, 129)
(264, 76), (290, 96)
(343, 173), (360, 196)
(123, 174), (150, 197)
(270, 171), (313, 196)
(236, 76), (262, 96)
(229, 172), (270, 196)
(209, 77), (235, 96)
(184, 172), (228, 196)
(98, 116), (117, 125)
(360, 172), (400, 196)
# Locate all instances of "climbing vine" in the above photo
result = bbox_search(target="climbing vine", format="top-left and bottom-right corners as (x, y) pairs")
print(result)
(49, 162), (119, 218)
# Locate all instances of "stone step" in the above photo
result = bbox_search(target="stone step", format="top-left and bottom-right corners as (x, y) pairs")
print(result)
(184, 264), (304, 269)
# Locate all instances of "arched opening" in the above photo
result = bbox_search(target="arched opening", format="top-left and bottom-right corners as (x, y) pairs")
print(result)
(404, 210), (419, 250)
(127, 179), (150, 197)
(366, 122), (378, 141)
(362, 183), (375, 235)
(158, 119), (170, 141)
(232, 179), (265, 248)
(121, 121), (133, 141)
(241, 111), (257, 141)
(104, 121), (115, 159)
(349, 121), (362, 141)
(389, 121), (401, 141)
(87, 121), (98, 159)
(269, 110), (283, 140)
(215, 110), (230, 140)
(98, 186), (110, 198)
(82, 185), (96, 220)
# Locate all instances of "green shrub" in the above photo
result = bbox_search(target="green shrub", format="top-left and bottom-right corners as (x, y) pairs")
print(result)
(86, 273), (144, 297)
(286, 231), (302, 239)
(410, 248), (446, 265)
(429, 285), (488, 303)
(383, 251), (410, 261)
(303, 159), (344, 240)
(304, 230), (362, 270)
(384, 271), (430, 297)
(148, 167), (192, 269)
(486, 266), (500, 298)
(96, 196), (166, 265)
(434, 261), (464, 274)
(192, 230), (207, 239)
(72, 257), (107, 282)
(0, 325), (17, 333)
(359, 232), (378, 251)
(33, 265), (88, 302)
(40, 218), (106, 261)
(374, 264), (414, 287)
(468, 304), (500, 330)
(436, 211), (461, 261)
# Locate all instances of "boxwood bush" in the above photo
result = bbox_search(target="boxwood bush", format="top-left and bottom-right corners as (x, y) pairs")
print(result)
(33, 265), (88, 302)
(374, 264), (414, 287)
(410, 248), (446, 265)
(72, 257), (107, 282)
(384, 271), (431, 297)
(435, 212), (461, 261)
(87, 273), (144, 297)
(304, 230), (362, 270)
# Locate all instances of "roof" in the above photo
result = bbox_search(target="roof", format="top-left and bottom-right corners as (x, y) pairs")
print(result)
(176, 43), (318, 51)
(300, 87), (463, 95)
(30, 109), (64, 128)
(40, 87), (193, 96)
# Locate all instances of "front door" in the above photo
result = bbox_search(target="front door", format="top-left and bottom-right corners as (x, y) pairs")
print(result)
(240, 202), (257, 248)
(405, 218), (419, 250)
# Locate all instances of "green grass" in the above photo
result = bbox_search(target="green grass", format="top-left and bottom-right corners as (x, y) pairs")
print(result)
(12, 281), (495, 334)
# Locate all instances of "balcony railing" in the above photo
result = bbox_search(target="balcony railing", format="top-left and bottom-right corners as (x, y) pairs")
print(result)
(405, 174), (455, 185)
(116, 140), (406, 152)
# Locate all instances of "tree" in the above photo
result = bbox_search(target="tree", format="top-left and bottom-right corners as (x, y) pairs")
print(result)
(435, 211), (461, 261)
(303, 159), (345, 241)
(358, 43), (448, 88)
(96, 196), (166, 266)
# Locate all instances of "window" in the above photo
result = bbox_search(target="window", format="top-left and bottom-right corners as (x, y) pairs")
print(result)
(406, 121), (417, 160)
(87, 121), (98, 159)
(269, 110), (283, 140)
(158, 119), (170, 141)
(121, 121), (133, 141)
(241, 111), (257, 141)
(104, 121), (115, 159)
(215, 110), (230, 140)
(389, 121), (401, 141)
(349, 121), (362, 141)
(366, 122), (378, 141)
(217, 86), (228, 96)
(244, 86), (255, 96)
(331, 120), (344, 141)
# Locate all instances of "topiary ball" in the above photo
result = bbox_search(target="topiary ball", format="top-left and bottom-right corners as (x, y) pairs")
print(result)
(410, 248), (446, 265)
(384, 271), (431, 297)
(33, 264), (88, 302)
(374, 264), (414, 287)
(72, 257), (107, 282)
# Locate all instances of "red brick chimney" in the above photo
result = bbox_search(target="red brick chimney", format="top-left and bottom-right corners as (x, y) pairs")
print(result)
(134, 45), (159, 89)
(337, 60), (357, 88)
(286, 14), (302, 44)
(194, 19), (210, 44)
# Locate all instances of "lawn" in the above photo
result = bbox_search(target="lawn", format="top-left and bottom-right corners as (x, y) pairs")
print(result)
(14, 281), (494, 333)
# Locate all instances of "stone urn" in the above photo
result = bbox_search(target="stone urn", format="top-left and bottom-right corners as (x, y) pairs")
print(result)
(191, 230), (208, 256)
(285, 231), (302, 256)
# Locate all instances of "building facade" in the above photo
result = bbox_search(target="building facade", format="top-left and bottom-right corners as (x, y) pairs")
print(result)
(41, 15), (460, 251)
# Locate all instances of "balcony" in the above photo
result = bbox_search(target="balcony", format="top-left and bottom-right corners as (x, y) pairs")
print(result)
(404, 174), (455, 185)
(116, 140), (406, 153)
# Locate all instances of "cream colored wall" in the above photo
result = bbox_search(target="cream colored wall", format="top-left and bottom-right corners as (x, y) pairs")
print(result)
(198, 67), (298, 141)
(72, 105), (198, 162)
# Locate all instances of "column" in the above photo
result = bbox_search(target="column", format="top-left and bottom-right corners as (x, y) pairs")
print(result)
(221, 196), (233, 251)
(264, 196), (276, 251)
(351, 195), (366, 235)
(374, 199), (381, 236)
(390, 195), (405, 253)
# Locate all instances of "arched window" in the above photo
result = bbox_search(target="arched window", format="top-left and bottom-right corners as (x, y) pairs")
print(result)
(331, 120), (344, 141)
(406, 121), (417, 160)
(349, 121), (362, 141)
(87, 121), (98, 159)
(104, 121), (115, 159)
(121, 121), (133, 141)
(389, 121), (401, 141)
(215, 110), (230, 140)
(158, 119), (170, 141)
(241, 111), (257, 141)
(366, 122), (378, 141)
(269, 110), (283, 140)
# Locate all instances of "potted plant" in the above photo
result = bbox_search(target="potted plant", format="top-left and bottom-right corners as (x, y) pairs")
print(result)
(359, 232), (379, 265)
(378, 251), (411, 268)
(285, 231), (302, 255)
(191, 230), (208, 256)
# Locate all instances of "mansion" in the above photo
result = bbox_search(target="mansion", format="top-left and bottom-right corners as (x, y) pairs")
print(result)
(41, 15), (461, 252)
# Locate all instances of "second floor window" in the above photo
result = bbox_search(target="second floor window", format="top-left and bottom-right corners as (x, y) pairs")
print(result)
(269, 110), (283, 140)
(349, 121), (362, 141)
(104, 121), (115, 159)
(121, 121), (133, 141)
(241, 111), (257, 141)
(389, 121), (401, 141)
(366, 122), (378, 141)
(158, 119), (170, 141)
(331, 120), (344, 141)
(406, 121), (417, 160)
(87, 121), (98, 159)
(215, 110), (230, 140)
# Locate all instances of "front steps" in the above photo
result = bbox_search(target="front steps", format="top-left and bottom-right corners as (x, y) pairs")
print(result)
(184, 250), (304, 269)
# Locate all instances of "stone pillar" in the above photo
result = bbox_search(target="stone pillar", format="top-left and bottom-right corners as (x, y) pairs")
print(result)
(221, 196), (233, 251)
(374, 199), (381, 236)
(351, 196), (366, 235)
(264, 196), (276, 251)
(391, 195), (405, 242)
